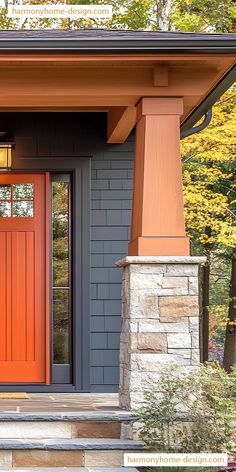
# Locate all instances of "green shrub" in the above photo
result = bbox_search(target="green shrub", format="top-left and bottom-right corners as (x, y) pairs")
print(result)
(137, 364), (236, 462)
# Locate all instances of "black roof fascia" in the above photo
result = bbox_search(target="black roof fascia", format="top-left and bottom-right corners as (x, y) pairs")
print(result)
(0, 32), (235, 52)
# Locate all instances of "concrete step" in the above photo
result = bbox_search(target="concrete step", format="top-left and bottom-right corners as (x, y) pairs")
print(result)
(0, 439), (144, 468)
(0, 438), (143, 450)
(0, 412), (138, 440)
(0, 412), (137, 422)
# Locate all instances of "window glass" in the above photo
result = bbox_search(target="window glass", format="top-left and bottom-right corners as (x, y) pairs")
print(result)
(52, 177), (71, 366)
(0, 201), (11, 217)
(52, 182), (69, 288)
(53, 289), (70, 364)
(13, 184), (34, 200)
(0, 184), (11, 200)
(13, 201), (34, 218)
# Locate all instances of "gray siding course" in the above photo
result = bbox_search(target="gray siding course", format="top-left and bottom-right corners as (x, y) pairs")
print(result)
(91, 350), (120, 367)
(97, 284), (122, 300)
(104, 366), (119, 385)
(91, 128), (134, 391)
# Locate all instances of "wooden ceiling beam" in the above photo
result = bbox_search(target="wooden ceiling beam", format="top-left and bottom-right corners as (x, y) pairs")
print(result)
(107, 106), (137, 143)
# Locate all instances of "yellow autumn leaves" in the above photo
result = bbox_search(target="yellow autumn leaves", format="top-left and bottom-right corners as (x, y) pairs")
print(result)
(182, 88), (236, 248)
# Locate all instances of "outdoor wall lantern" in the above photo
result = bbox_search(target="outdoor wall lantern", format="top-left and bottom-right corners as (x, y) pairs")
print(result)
(0, 132), (14, 170)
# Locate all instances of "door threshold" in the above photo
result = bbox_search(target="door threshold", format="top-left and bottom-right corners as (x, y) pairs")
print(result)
(0, 385), (84, 393)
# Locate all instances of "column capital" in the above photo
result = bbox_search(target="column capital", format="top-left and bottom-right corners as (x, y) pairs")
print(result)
(137, 97), (184, 122)
(116, 256), (206, 268)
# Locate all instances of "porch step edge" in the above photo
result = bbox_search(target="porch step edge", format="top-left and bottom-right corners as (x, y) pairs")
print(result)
(0, 469), (139, 472)
(0, 469), (139, 471)
(0, 412), (138, 422)
(0, 438), (144, 450)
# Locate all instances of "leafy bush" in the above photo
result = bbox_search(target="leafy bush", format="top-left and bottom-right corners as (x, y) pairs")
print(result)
(137, 364), (236, 470)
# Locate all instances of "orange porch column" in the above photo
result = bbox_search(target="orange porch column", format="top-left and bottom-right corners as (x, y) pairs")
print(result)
(128, 97), (190, 256)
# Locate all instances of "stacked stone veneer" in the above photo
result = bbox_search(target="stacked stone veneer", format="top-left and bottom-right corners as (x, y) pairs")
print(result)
(116, 256), (205, 410)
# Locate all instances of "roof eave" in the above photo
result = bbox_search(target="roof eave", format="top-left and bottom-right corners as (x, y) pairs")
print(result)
(0, 38), (235, 53)
(0, 35), (235, 130)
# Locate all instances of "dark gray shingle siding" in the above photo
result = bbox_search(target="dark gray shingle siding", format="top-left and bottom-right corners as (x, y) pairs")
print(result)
(91, 134), (134, 392)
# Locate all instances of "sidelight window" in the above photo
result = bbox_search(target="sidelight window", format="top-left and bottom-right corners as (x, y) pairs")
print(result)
(51, 174), (72, 383)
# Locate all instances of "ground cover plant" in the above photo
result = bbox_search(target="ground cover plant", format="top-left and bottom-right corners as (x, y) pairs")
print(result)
(137, 364), (236, 471)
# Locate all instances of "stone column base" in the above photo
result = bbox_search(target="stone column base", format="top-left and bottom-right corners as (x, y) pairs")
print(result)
(116, 256), (205, 410)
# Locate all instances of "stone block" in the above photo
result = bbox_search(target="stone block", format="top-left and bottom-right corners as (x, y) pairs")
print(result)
(189, 277), (199, 295)
(122, 369), (162, 393)
(130, 273), (163, 290)
(160, 316), (190, 323)
(189, 316), (199, 330)
(159, 296), (199, 319)
(120, 344), (131, 364)
(0, 422), (71, 439)
(71, 422), (121, 439)
(139, 320), (189, 333)
(130, 353), (190, 372)
(161, 288), (189, 296)
(131, 333), (167, 352)
(191, 349), (200, 365)
(120, 331), (130, 343)
(84, 451), (123, 467)
(166, 264), (199, 276)
(130, 294), (160, 319)
(130, 264), (166, 274)
(0, 451), (12, 467)
(167, 333), (191, 349)
(162, 277), (188, 290)
(168, 349), (191, 359)
(191, 332), (200, 349)
(13, 450), (83, 467)
(120, 422), (133, 440)
(121, 319), (138, 333)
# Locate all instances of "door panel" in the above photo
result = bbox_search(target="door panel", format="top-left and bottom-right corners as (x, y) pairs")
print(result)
(0, 173), (49, 383)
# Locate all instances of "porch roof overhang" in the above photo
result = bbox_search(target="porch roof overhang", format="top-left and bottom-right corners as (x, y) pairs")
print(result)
(0, 29), (235, 142)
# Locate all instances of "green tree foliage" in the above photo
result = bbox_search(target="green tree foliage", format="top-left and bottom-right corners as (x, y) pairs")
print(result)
(0, 0), (235, 31)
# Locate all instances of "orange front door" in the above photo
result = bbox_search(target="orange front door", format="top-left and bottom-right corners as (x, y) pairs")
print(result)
(0, 173), (49, 383)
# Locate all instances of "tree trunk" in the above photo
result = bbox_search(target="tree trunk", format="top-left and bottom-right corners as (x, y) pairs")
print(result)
(202, 226), (212, 362)
(223, 247), (236, 372)
(155, 0), (173, 30)
(202, 252), (210, 362)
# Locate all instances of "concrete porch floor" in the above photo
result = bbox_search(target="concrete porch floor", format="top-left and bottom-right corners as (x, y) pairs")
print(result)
(0, 393), (120, 414)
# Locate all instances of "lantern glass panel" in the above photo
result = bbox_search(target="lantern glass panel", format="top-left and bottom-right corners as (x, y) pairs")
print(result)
(0, 146), (12, 169)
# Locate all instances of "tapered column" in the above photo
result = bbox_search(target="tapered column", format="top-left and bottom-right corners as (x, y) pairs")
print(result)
(128, 97), (189, 256)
